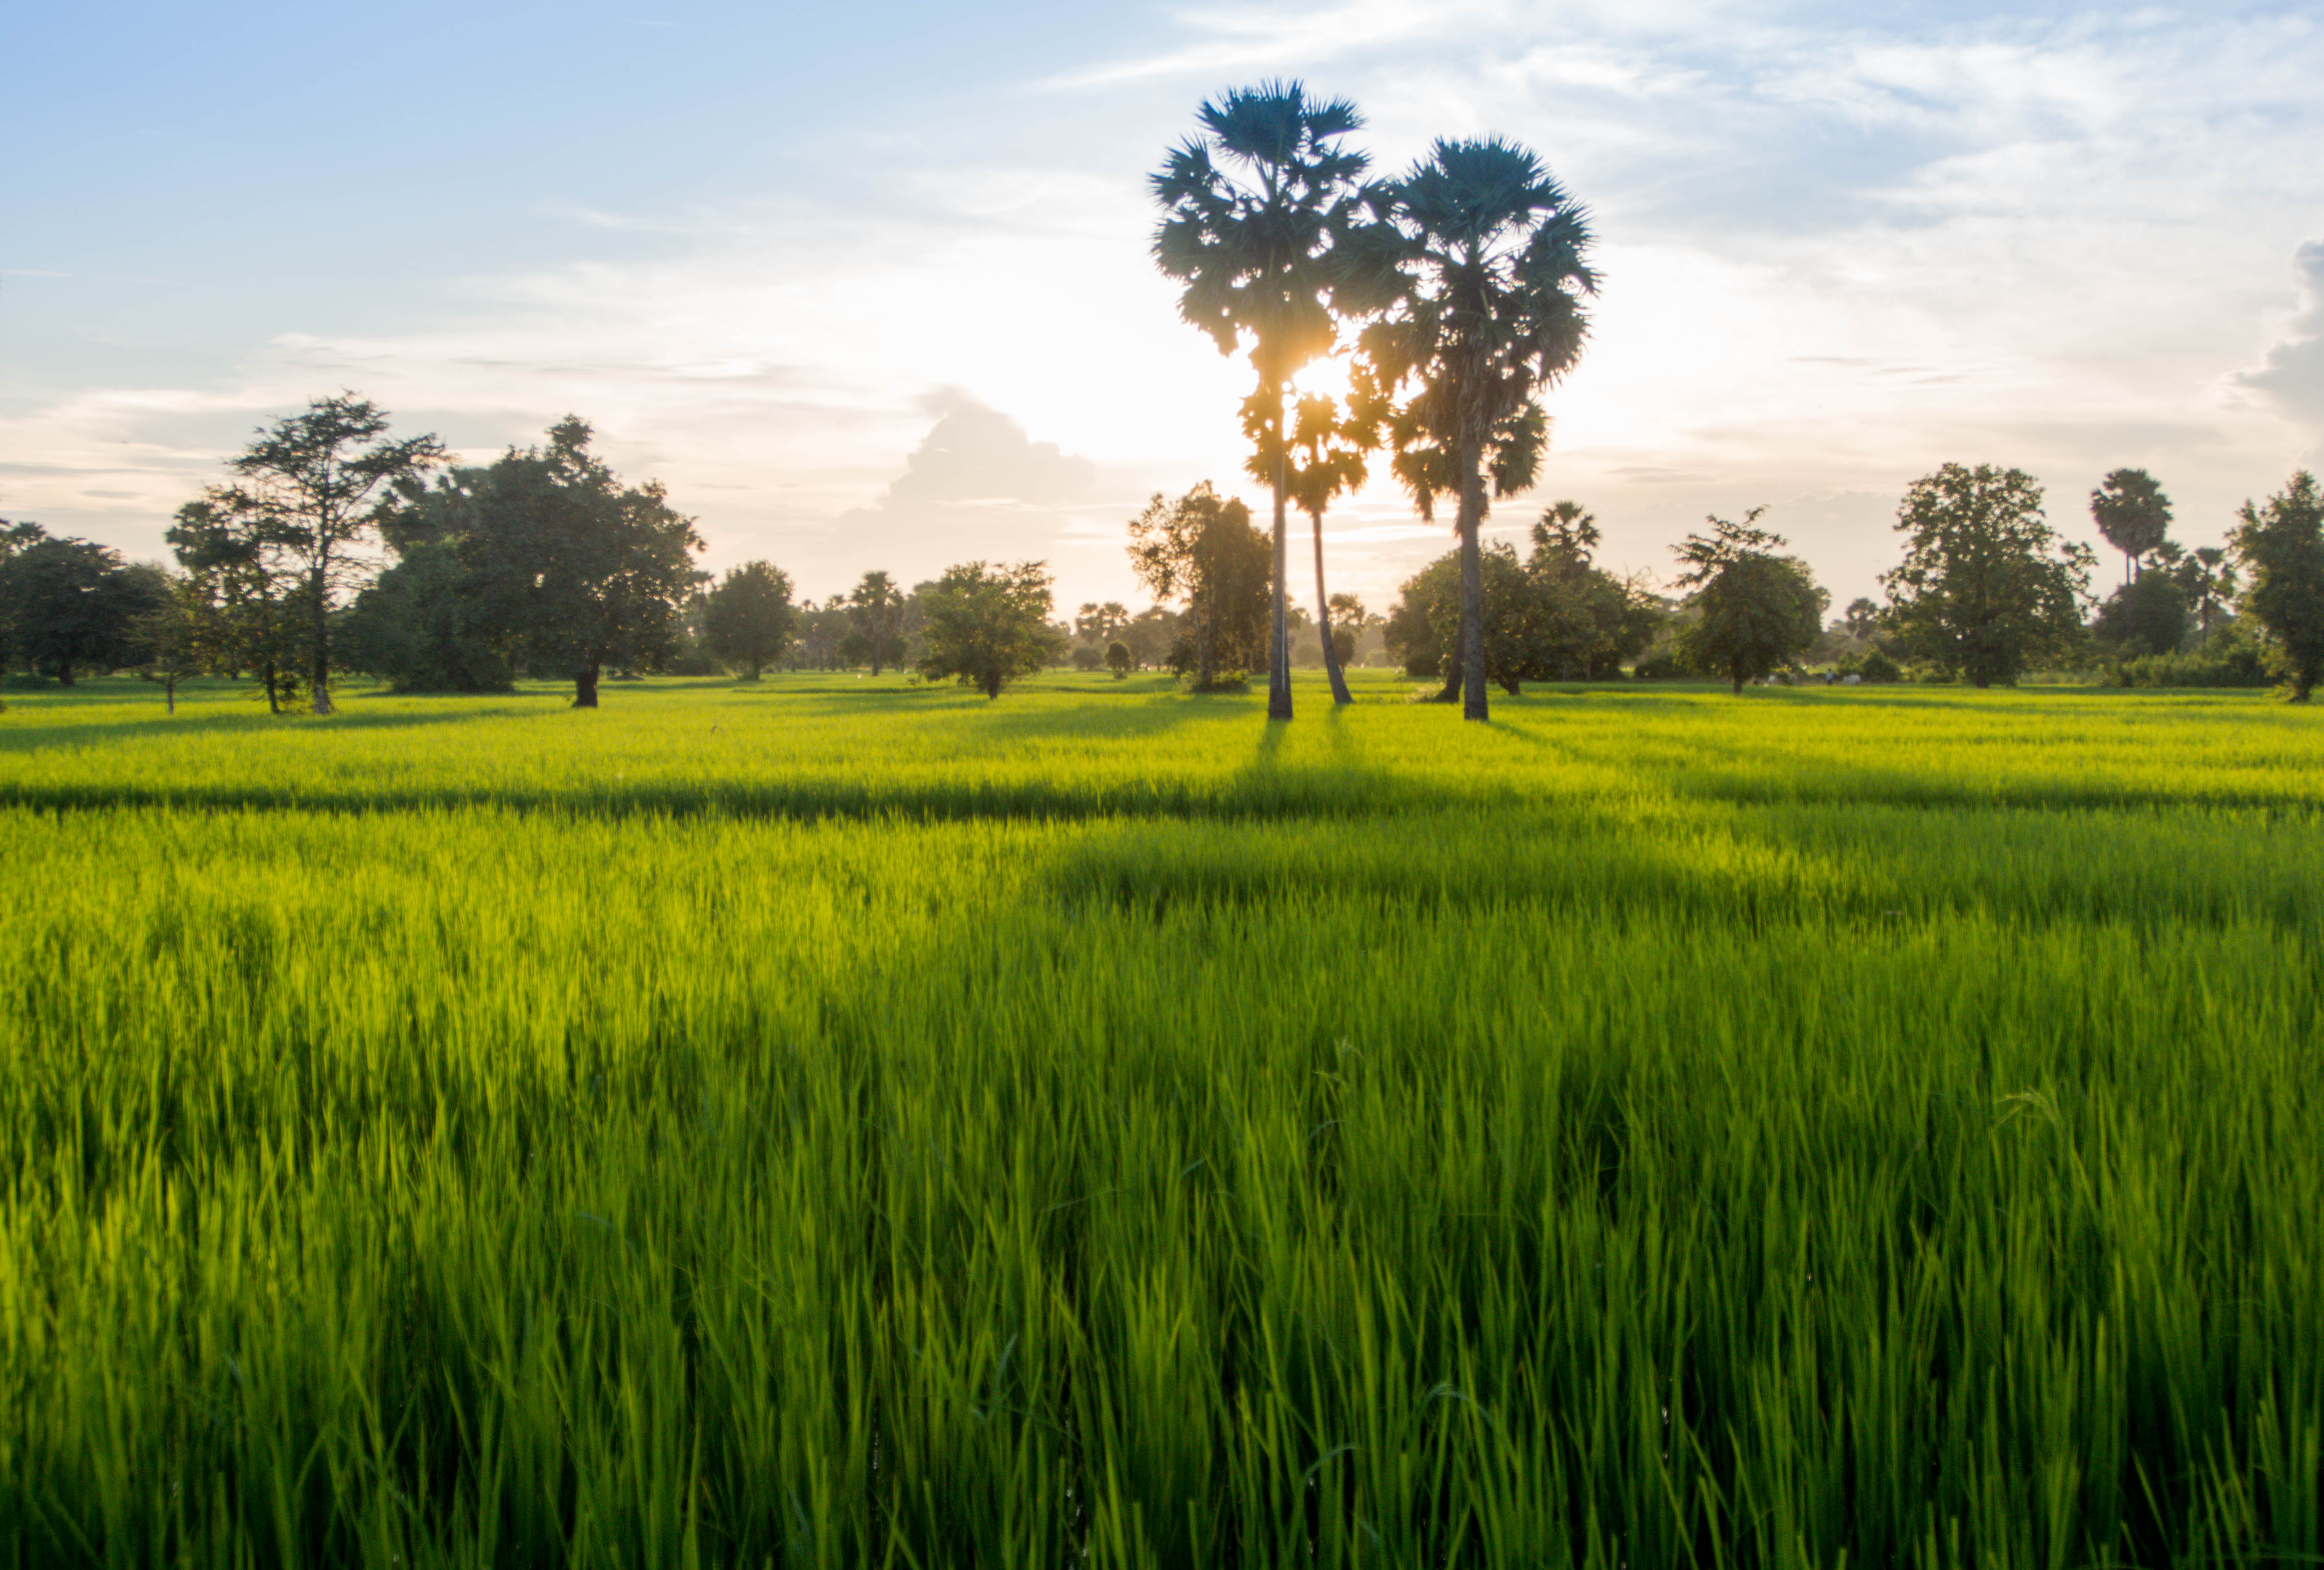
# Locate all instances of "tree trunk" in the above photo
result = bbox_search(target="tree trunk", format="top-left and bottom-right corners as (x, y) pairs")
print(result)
(57, 664), (75, 687)
(1457, 456), (1490, 723)
(263, 661), (280, 715)
(1268, 414), (1292, 721)
(984, 669), (1002, 700)
(1310, 507), (1353, 707)
(1731, 671), (1745, 694)
(574, 665), (600, 708)
(1433, 665), (1461, 704)
(310, 564), (334, 717)
(165, 677), (177, 715)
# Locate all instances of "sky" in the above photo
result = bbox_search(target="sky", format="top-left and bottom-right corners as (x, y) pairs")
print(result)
(6, 0), (2322, 617)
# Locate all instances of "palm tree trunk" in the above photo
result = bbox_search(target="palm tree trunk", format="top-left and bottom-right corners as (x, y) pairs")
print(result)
(1457, 454), (1490, 722)
(1268, 428), (1292, 721)
(575, 663), (600, 708)
(1310, 507), (1353, 706)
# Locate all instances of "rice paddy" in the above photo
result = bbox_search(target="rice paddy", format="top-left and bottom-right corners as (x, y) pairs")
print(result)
(2, 672), (2319, 1566)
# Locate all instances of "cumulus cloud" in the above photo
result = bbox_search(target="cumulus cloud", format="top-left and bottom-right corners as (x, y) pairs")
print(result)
(831, 391), (1103, 583)
(2236, 241), (2324, 429)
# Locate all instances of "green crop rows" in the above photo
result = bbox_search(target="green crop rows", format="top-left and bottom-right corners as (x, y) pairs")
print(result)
(3, 673), (2320, 1566)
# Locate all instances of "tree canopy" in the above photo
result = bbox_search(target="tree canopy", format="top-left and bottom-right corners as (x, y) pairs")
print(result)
(199, 394), (444, 713)
(0, 535), (163, 685)
(2230, 470), (2324, 700)
(1882, 464), (2092, 688)
(362, 417), (700, 706)
(1126, 483), (1272, 688)
(704, 562), (799, 680)
(1672, 510), (1825, 693)
(2089, 469), (2173, 585)
(916, 561), (1062, 699)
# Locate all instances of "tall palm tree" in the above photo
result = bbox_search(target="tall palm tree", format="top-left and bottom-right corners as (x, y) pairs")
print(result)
(1151, 82), (1397, 720)
(1367, 139), (1596, 721)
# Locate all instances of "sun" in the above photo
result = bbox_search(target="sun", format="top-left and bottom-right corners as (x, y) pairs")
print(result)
(1290, 353), (1354, 402)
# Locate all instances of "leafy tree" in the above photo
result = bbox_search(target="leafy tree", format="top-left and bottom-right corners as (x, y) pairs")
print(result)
(1105, 640), (1131, 678)
(2092, 572), (2190, 658)
(0, 520), (49, 674)
(1126, 483), (1272, 687)
(1524, 501), (1658, 680)
(340, 499), (518, 693)
(1153, 81), (1400, 720)
(1672, 510), (1825, 693)
(130, 568), (203, 713)
(194, 394), (445, 714)
(2089, 468), (2173, 586)
(2230, 471), (2324, 700)
(1386, 544), (1535, 691)
(844, 571), (909, 674)
(916, 561), (1062, 699)
(367, 418), (700, 706)
(704, 561), (798, 679)
(0, 536), (163, 684)
(168, 494), (310, 709)
(1367, 139), (1596, 719)
(1842, 597), (1882, 640)
(1883, 465), (2093, 687)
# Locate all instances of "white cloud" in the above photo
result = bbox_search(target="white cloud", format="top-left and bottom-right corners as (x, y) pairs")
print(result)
(2235, 241), (2324, 431)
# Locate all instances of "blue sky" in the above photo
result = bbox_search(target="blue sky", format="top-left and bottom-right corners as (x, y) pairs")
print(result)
(7, 0), (2321, 612)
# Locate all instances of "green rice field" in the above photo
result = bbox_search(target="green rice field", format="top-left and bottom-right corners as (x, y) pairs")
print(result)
(3, 672), (2320, 1566)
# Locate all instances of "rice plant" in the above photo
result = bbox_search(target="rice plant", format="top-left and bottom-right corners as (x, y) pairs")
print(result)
(0, 675), (2317, 1565)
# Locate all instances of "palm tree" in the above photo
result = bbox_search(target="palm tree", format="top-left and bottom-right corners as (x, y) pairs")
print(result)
(1151, 82), (1398, 720)
(1240, 387), (1373, 704)
(2089, 469), (2173, 586)
(1367, 139), (1596, 720)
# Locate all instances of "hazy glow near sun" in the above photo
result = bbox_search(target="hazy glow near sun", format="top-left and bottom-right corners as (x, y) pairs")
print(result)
(1290, 354), (1355, 403)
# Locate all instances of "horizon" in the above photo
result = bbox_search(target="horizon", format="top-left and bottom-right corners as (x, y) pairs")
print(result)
(6, 0), (2321, 614)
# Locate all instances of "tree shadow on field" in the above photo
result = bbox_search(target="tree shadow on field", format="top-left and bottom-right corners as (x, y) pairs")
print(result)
(0, 698), (560, 758)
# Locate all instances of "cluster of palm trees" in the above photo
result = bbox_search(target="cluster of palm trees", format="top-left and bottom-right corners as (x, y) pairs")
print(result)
(1153, 82), (1596, 721)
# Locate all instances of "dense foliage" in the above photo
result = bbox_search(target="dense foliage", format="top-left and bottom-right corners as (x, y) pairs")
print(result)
(1882, 463), (2094, 687)
(914, 559), (1062, 698)
(701, 561), (798, 680)
(1127, 483), (1272, 688)
(1672, 509), (1825, 692)
(360, 418), (703, 706)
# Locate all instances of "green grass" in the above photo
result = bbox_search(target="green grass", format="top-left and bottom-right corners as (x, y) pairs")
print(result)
(2, 673), (2319, 1566)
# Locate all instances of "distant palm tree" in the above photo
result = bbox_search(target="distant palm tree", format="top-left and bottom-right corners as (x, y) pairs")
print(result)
(2089, 469), (2173, 586)
(1367, 139), (1596, 720)
(1151, 82), (1398, 720)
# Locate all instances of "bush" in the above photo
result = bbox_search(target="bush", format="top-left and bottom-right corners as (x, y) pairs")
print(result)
(1856, 651), (1902, 684)
(1633, 651), (1693, 680)
(2108, 646), (2271, 688)
(1182, 669), (1249, 694)
(1071, 644), (1106, 672)
(661, 648), (727, 677)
